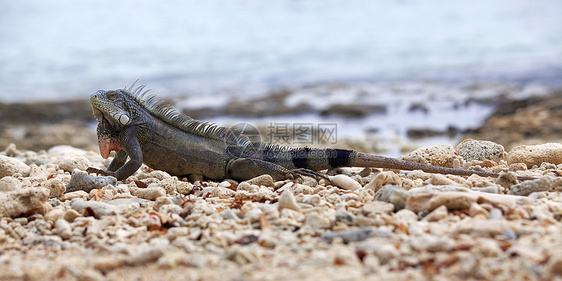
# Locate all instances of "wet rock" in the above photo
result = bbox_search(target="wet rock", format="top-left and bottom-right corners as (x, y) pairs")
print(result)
(456, 139), (507, 162)
(65, 169), (116, 193)
(319, 103), (386, 118)
(508, 143), (562, 167)
(0, 155), (30, 177)
(329, 174), (361, 191)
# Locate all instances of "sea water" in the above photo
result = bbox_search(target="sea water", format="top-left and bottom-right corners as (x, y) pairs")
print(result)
(0, 0), (560, 102)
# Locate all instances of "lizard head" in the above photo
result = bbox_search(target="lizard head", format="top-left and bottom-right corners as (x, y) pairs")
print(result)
(90, 89), (135, 127)
(90, 89), (140, 158)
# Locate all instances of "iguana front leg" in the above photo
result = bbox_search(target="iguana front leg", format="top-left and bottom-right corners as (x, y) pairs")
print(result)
(226, 158), (326, 181)
(86, 150), (127, 176)
(87, 127), (143, 180)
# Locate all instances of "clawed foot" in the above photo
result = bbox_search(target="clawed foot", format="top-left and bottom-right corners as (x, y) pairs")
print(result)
(86, 167), (114, 177)
(288, 168), (330, 182)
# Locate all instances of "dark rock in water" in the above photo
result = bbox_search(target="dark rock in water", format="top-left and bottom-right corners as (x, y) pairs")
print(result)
(465, 89), (562, 150)
(407, 126), (460, 139)
(320, 104), (386, 118)
(0, 100), (92, 124)
(408, 102), (429, 114)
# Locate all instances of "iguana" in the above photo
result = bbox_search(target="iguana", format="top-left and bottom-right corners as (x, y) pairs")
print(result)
(86, 83), (529, 182)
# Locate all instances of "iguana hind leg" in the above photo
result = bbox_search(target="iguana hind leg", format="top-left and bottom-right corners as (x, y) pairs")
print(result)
(227, 158), (289, 181)
(226, 158), (327, 181)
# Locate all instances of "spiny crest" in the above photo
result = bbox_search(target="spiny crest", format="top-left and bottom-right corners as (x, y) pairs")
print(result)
(121, 81), (251, 146)
(248, 142), (297, 153)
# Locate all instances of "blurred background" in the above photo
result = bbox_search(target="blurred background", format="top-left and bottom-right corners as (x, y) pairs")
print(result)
(0, 0), (561, 154)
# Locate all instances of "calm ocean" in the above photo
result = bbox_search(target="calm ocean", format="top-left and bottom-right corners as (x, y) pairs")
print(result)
(0, 0), (561, 103)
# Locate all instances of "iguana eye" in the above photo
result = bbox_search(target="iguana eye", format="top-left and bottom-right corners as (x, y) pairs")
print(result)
(108, 91), (117, 100)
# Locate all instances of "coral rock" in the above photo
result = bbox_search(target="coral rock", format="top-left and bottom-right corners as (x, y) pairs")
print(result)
(0, 155), (30, 177)
(0, 187), (50, 218)
(508, 143), (562, 167)
(401, 144), (461, 168)
(456, 139), (507, 162)
(329, 175), (361, 191)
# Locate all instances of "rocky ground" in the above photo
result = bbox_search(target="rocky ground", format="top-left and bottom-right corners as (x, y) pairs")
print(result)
(1, 89), (562, 280)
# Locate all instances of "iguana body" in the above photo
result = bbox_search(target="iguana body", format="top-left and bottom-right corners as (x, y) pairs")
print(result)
(87, 84), (516, 182)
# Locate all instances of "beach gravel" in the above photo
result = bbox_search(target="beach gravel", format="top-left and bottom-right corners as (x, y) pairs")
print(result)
(1, 141), (562, 280)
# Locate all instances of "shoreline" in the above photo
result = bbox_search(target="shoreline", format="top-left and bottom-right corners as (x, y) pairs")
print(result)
(1, 82), (558, 153)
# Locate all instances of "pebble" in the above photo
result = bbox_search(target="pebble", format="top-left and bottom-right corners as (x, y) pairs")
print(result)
(374, 185), (410, 211)
(0, 155), (31, 177)
(278, 190), (301, 212)
(127, 247), (165, 266)
(496, 172), (519, 189)
(54, 219), (72, 239)
(304, 212), (331, 229)
(401, 144), (461, 168)
(44, 206), (66, 222)
(322, 228), (383, 243)
(510, 176), (553, 196)
(508, 143), (562, 167)
(456, 139), (507, 162)
(54, 156), (90, 173)
(65, 169), (116, 193)
(0, 176), (22, 192)
(70, 199), (118, 217)
(328, 175), (361, 191)
(0, 187), (50, 218)
(244, 174), (275, 187)
(423, 205), (448, 222)
(407, 191), (477, 213)
(134, 186), (166, 201)
(335, 209), (355, 225)
(42, 178), (66, 198)
(364, 172), (402, 192)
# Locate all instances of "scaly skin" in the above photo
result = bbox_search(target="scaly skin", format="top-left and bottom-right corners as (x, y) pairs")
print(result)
(87, 84), (533, 182)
